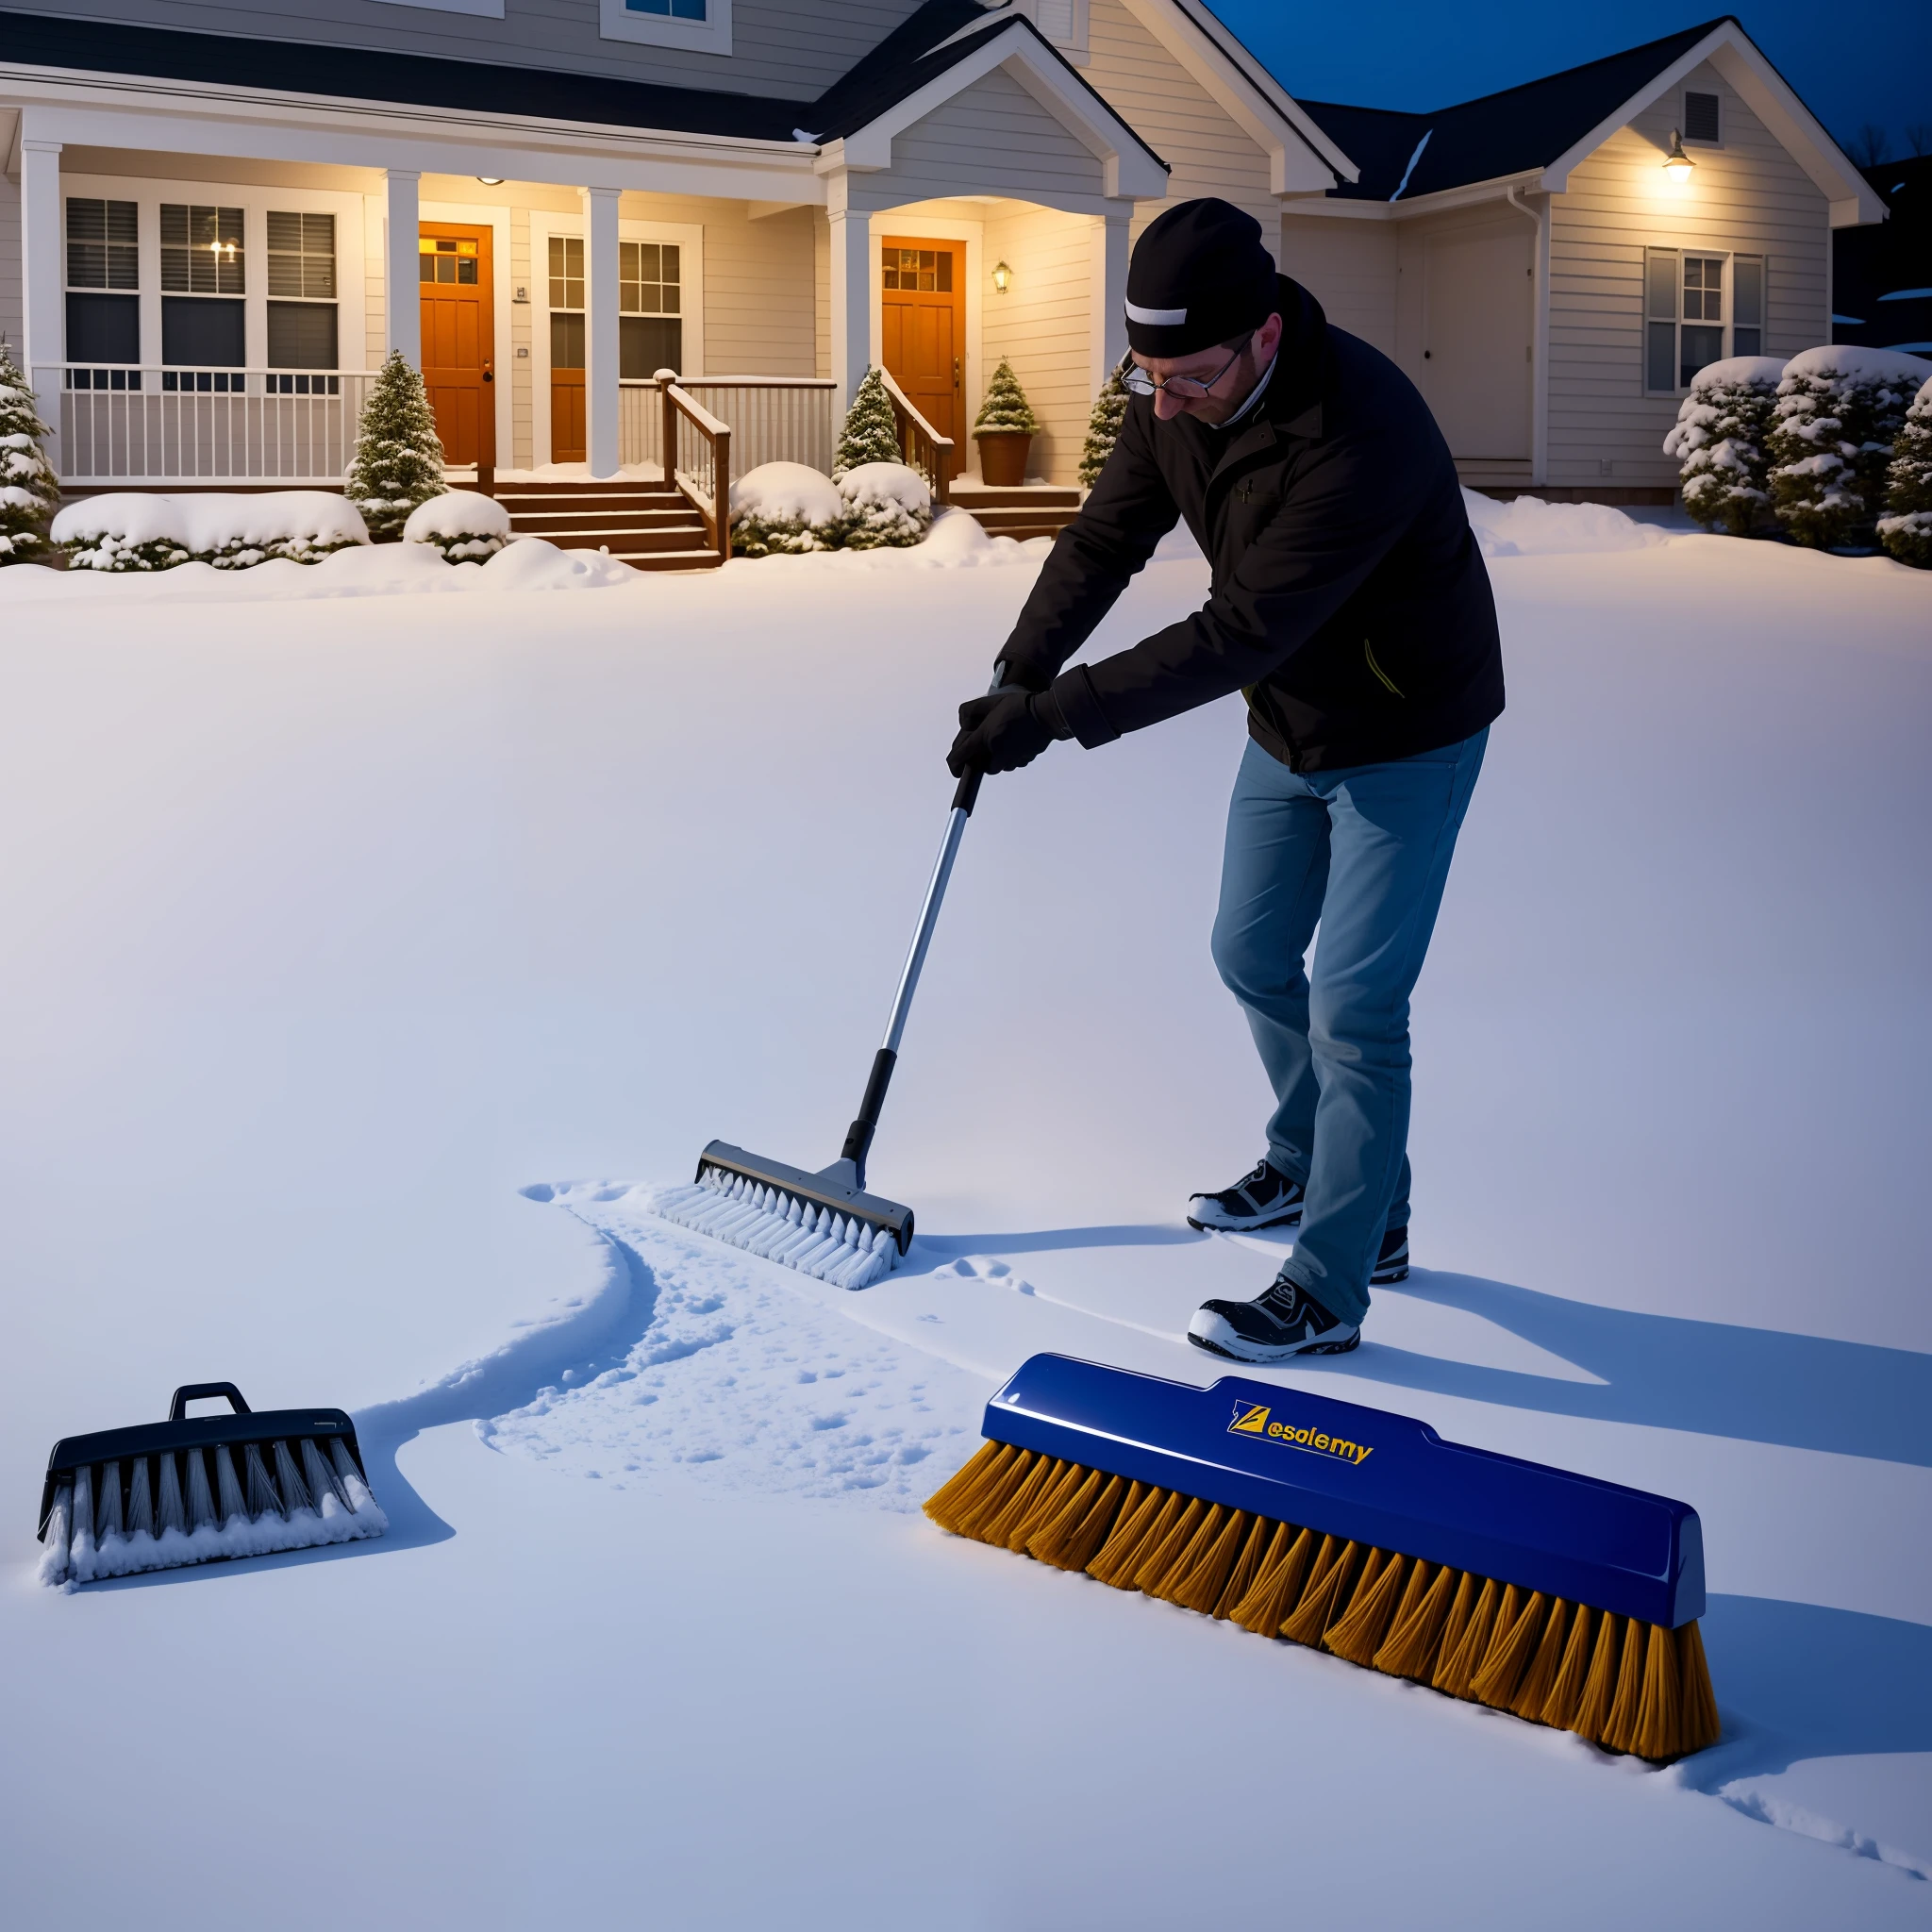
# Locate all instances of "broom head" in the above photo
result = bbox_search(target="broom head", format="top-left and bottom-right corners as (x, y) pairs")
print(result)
(925, 1355), (1720, 1761)
(38, 1381), (387, 1587)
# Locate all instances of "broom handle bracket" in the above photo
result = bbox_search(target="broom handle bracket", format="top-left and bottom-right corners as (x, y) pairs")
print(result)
(840, 664), (1008, 1187)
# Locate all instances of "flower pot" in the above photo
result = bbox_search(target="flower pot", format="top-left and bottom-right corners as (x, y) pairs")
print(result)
(974, 428), (1032, 487)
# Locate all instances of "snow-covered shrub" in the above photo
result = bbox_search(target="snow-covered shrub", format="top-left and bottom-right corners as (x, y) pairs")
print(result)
(1877, 375), (1932, 569)
(1769, 346), (1927, 549)
(833, 368), (902, 478)
(403, 489), (511, 561)
(347, 350), (446, 540)
(0, 340), (59, 566)
(974, 358), (1038, 436)
(1663, 356), (1783, 536)
(729, 461), (844, 557)
(1079, 358), (1128, 489)
(52, 491), (370, 571)
(837, 461), (931, 549)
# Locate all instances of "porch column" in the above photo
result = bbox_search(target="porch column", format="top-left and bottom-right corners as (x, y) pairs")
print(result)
(384, 169), (421, 366)
(582, 186), (622, 478)
(1091, 211), (1130, 393)
(20, 135), (64, 473)
(827, 203), (871, 403)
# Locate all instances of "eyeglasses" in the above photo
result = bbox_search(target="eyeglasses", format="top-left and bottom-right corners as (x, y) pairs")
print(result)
(1123, 333), (1255, 401)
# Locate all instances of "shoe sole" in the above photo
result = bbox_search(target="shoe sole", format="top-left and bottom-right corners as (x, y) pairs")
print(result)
(1186, 1326), (1360, 1362)
(1185, 1206), (1304, 1233)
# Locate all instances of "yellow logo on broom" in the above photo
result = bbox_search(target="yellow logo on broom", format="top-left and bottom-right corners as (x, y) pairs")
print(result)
(1228, 1403), (1271, 1434)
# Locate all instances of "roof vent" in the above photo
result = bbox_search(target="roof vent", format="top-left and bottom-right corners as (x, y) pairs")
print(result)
(1684, 92), (1721, 144)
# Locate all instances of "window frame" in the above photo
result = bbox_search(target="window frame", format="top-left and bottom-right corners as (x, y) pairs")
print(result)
(1642, 246), (1769, 396)
(598, 0), (730, 58)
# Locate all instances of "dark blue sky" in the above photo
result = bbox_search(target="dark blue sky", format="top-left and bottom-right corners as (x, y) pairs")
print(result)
(1204, 3), (1931, 161)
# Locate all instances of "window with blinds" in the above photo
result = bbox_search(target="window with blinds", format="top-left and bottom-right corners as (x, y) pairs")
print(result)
(161, 205), (244, 294)
(66, 199), (139, 291)
(268, 213), (336, 298)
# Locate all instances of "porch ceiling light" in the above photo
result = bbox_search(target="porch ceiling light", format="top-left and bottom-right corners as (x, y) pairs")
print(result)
(991, 259), (1013, 294)
(476, 175), (505, 185)
(1662, 131), (1694, 183)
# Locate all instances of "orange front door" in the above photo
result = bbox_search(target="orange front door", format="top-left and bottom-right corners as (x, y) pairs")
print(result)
(880, 237), (964, 446)
(419, 225), (494, 467)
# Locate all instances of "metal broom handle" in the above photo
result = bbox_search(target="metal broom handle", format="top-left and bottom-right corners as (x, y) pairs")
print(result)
(839, 664), (1012, 1185)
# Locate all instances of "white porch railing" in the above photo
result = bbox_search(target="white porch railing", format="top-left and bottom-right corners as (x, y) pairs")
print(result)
(620, 375), (836, 476)
(41, 368), (375, 486)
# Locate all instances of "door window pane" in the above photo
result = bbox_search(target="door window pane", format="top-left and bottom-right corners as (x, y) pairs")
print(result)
(67, 199), (139, 290)
(882, 246), (951, 291)
(267, 301), (339, 369)
(420, 235), (479, 285)
(268, 212), (336, 299)
(620, 315), (682, 378)
(551, 311), (586, 371)
(548, 237), (584, 310)
(161, 206), (244, 294)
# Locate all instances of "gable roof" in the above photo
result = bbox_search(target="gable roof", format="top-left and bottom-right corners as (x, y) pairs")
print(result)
(1299, 18), (1723, 202)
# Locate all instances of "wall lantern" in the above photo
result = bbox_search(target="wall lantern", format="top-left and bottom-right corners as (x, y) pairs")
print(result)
(1661, 132), (1694, 183)
(476, 176), (505, 185)
(991, 258), (1013, 294)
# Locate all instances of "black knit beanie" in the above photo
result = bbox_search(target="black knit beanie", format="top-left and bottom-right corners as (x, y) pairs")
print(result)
(1124, 198), (1279, 358)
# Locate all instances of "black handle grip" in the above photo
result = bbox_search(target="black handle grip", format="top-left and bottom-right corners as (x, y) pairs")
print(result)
(169, 1382), (252, 1422)
(952, 660), (1013, 816)
(839, 1046), (899, 1188)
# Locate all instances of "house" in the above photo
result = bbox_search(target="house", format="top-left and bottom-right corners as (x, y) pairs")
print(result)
(0, 2), (1887, 555)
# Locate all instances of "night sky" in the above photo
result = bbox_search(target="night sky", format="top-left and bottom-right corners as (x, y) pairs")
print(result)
(1205, 3), (1932, 163)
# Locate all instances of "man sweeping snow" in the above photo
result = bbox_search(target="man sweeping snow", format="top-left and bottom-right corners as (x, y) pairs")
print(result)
(948, 198), (1503, 1363)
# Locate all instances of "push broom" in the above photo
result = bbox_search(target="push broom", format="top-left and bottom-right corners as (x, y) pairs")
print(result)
(926, 1355), (1722, 1762)
(38, 1381), (387, 1586)
(654, 669), (1016, 1287)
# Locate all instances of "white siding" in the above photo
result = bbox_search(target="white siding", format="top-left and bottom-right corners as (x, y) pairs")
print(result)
(979, 204), (1093, 485)
(1547, 60), (1829, 488)
(1278, 212), (1396, 352)
(8, 0), (923, 102)
(1084, 0), (1276, 253)
(848, 68), (1107, 213)
(0, 165), (21, 363)
(814, 209), (830, 380)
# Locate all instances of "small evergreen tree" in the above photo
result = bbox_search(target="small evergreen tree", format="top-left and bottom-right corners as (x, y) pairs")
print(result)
(974, 358), (1038, 434)
(1769, 347), (1923, 549)
(1878, 374), (1932, 569)
(833, 368), (902, 478)
(0, 340), (59, 565)
(346, 350), (446, 540)
(1662, 358), (1782, 536)
(1079, 358), (1129, 489)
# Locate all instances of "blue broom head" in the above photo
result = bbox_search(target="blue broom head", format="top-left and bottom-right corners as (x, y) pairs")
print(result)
(983, 1354), (1704, 1628)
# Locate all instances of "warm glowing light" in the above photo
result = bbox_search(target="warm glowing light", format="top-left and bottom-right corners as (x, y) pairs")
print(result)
(991, 258), (1012, 294)
(1662, 131), (1695, 183)
(476, 176), (505, 185)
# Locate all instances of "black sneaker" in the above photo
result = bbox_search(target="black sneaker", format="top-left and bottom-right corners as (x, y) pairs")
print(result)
(1187, 1274), (1360, 1362)
(1372, 1226), (1409, 1285)
(1187, 1158), (1306, 1233)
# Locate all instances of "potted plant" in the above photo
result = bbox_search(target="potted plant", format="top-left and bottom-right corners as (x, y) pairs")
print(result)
(973, 358), (1038, 486)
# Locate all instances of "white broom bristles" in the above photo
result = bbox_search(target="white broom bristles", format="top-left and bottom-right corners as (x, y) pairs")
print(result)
(37, 1438), (389, 1588)
(654, 1165), (902, 1290)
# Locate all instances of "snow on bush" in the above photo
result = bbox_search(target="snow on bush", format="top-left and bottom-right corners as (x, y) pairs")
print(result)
(403, 489), (512, 561)
(1769, 345), (1926, 550)
(347, 350), (447, 540)
(974, 358), (1038, 435)
(0, 339), (59, 566)
(833, 368), (903, 479)
(1663, 356), (1784, 536)
(837, 461), (931, 549)
(1460, 489), (1665, 558)
(53, 491), (370, 571)
(1877, 375), (1932, 569)
(729, 460), (844, 557)
(1080, 358), (1128, 489)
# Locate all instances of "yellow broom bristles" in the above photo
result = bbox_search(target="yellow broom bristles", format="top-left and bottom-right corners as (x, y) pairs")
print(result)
(924, 1448), (1719, 1760)
(1324, 1548), (1409, 1667)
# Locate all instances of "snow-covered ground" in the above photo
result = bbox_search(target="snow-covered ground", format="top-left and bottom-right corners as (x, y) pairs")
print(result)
(0, 512), (1928, 1927)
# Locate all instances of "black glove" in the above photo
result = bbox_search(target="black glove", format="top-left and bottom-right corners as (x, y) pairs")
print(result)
(995, 654), (1054, 695)
(947, 689), (1065, 777)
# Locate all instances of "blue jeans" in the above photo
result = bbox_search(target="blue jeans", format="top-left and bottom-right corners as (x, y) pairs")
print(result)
(1210, 729), (1488, 1325)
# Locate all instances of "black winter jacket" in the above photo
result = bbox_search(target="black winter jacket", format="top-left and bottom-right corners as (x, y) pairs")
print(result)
(1005, 277), (1504, 773)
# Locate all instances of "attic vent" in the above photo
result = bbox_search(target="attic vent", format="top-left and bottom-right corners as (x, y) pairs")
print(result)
(1035, 0), (1076, 43)
(1684, 91), (1722, 143)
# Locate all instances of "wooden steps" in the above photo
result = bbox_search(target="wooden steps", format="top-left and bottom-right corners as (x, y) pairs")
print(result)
(491, 478), (722, 569)
(947, 482), (1083, 541)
